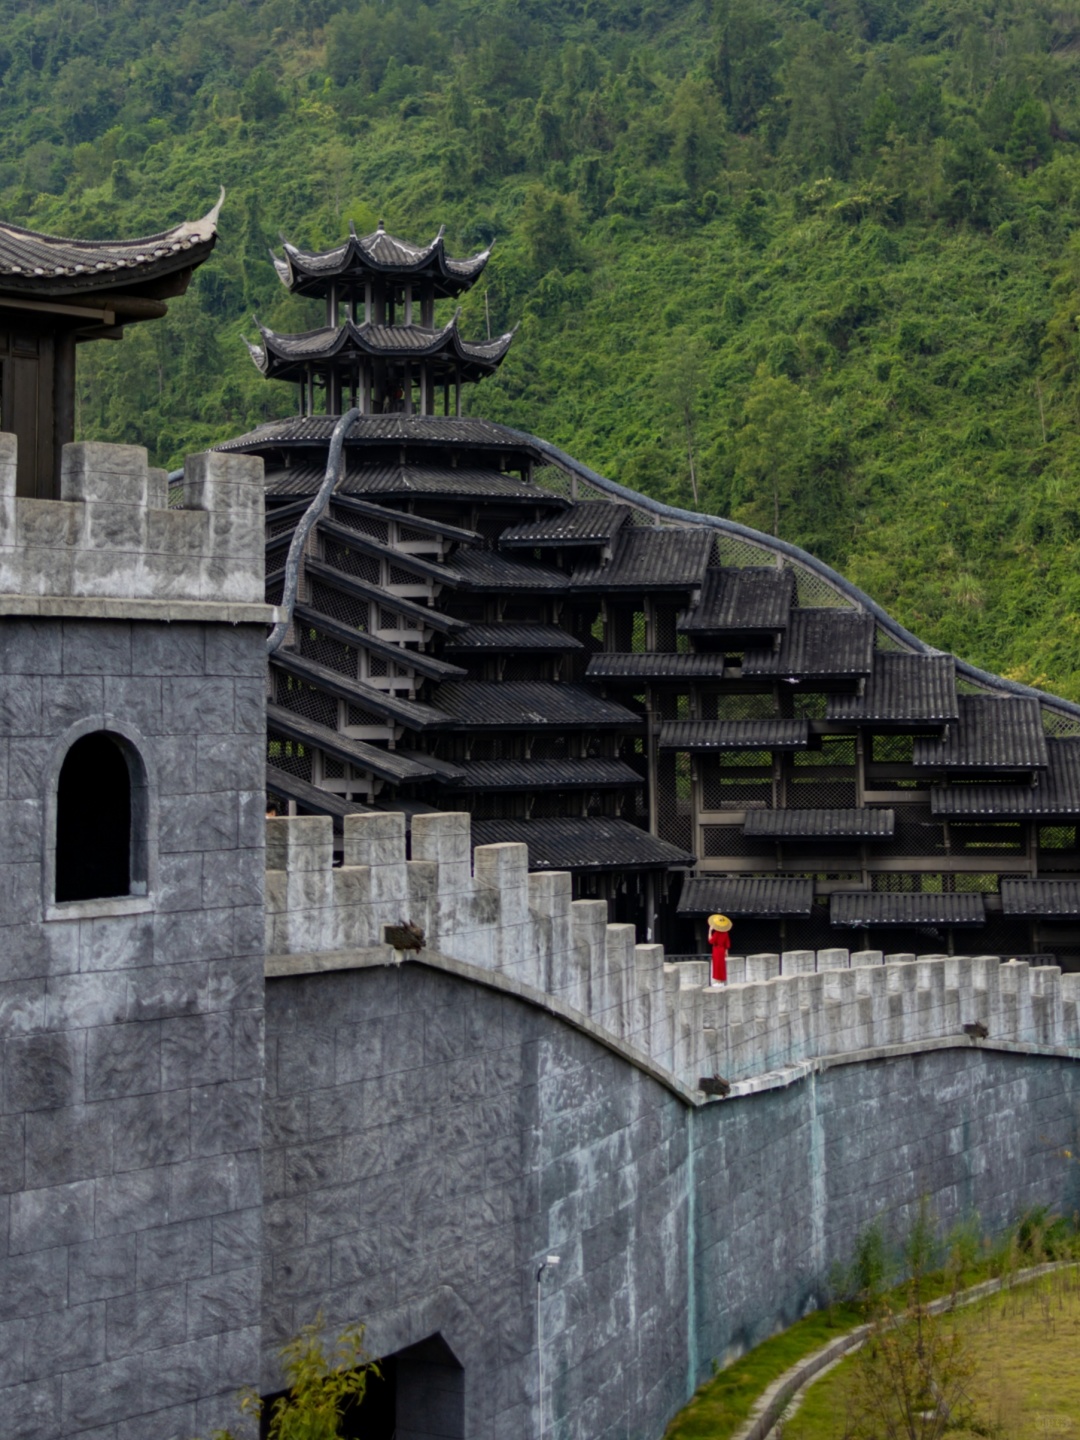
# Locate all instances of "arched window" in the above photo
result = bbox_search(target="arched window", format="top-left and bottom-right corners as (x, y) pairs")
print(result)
(54, 731), (146, 903)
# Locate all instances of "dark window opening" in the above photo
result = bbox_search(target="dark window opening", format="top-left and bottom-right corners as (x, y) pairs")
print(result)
(55, 732), (141, 902)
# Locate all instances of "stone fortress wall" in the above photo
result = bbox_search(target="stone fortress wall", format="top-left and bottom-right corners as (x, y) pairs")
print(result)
(265, 809), (1080, 1439)
(266, 809), (1080, 1094)
(0, 436), (1077, 1440)
(0, 436), (272, 1440)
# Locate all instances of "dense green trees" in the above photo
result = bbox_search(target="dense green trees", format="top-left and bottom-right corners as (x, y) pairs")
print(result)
(5, 0), (1080, 692)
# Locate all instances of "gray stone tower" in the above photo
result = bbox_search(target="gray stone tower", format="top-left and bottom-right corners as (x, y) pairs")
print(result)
(0, 433), (270, 1438)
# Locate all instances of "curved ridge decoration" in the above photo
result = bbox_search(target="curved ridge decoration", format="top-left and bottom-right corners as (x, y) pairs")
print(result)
(271, 219), (492, 294)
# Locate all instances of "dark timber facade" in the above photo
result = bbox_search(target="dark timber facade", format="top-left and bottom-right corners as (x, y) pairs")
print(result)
(219, 223), (1080, 963)
(0, 194), (221, 498)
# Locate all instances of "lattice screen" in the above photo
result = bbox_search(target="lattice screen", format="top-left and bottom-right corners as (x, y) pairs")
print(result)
(311, 579), (369, 631)
(276, 677), (337, 729)
(299, 625), (357, 678)
(323, 539), (380, 585)
(267, 729), (312, 781)
(329, 505), (390, 542)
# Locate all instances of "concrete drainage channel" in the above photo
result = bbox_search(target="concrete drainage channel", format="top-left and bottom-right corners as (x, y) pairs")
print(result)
(729, 1261), (1072, 1440)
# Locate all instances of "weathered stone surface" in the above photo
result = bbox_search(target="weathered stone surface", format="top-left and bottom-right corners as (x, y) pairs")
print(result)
(0, 593), (266, 1440)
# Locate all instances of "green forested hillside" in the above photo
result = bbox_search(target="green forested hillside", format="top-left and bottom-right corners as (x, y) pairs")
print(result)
(6, 0), (1080, 692)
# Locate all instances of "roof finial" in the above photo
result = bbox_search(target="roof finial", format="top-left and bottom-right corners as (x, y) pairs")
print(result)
(377, 219), (385, 232)
(172, 186), (226, 243)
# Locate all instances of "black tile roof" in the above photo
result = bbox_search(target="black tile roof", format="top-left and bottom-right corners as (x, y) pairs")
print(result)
(271, 651), (452, 730)
(679, 567), (795, 635)
(266, 765), (372, 820)
(500, 501), (632, 548)
(930, 739), (1080, 817)
(248, 316), (512, 382)
(827, 653), (959, 724)
(444, 624), (585, 653)
(274, 223), (490, 298)
(571, 527), (715, 591)
(394, 749), (465, 781)
(743, 609), (875, 679)
(267, 705), (435, 784)
(264, 461), (555, 502)
(829, 891), (986, 927)
(744, 808), (895, 840)
(216, 414), (539, 454)
(448, 547), (569, 591)
(448, 758), (642, 791)
(0, 194), (221, 297)
(677, 875), (814, 918)
(292, 605), (467, 680)
(1000, 879), (1080, 917)
(304, 559), (467, 633)
(470, 816), (693, 871)
(431, 681), (642, 730)
(586, 652), (727, 680)
(913, 695), (1049, 771)
(658, 719), (810, 751)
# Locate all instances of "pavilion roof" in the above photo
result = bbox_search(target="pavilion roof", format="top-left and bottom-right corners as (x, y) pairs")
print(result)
(827, 653), (958, 725)
(677, 875), (814, 918)
(679, 567), (795, 637)
(829, 891), (986, 927)
(0, 191), (222, 300)
(470, 816), (693, 872)
(246, 315), (513, 384)
(742, 608), (875, 680)
(273, 222), (491, 298)
(500, 500), (632, 549)
(913, 695), (1049, 771)
(571, 527), (715, 592)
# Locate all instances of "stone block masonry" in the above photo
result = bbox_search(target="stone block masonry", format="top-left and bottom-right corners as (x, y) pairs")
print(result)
(0, 434), (266, 613)
(266, 811), (1080, 1095)
(0, 437), (271, 1440)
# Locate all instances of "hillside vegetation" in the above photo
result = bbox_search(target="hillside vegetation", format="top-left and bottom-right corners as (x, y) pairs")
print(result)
(7, 0), (1080, 693)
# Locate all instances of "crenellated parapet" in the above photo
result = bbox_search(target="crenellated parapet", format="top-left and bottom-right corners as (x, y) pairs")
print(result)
(0, 433), (267, 610)
(265, 811), (1080, 1096)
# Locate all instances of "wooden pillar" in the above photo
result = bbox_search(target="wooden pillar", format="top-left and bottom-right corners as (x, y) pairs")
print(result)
(53, 329), (76, 495)
(405, 285), (413, 325)
(455, 368), (461, 417)
(443, 379), (450, 416)
(365, 282), (373, 324)
(404, 362), (413, 415)
(328, 283), (338, 328)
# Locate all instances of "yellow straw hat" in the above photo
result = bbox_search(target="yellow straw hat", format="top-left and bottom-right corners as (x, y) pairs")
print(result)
(708, 914), (732, 931)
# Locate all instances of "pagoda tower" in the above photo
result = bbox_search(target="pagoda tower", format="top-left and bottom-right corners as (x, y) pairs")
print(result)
(223, 219), (1080, 961)
(248, 222), (513, 417)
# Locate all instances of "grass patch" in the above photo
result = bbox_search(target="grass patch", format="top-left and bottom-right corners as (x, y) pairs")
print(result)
(783, 1268), (1080, 1439)
(662, 1304), (863, 1440)
(664, 1207), (1080, 1440)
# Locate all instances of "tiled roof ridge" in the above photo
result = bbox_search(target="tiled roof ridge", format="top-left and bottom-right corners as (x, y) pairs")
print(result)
(272, 221), (491, 289)
(0, 189), (223, 281)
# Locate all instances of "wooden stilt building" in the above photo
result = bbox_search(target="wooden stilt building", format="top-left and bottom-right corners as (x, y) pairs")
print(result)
(215, 222), (1080, 963)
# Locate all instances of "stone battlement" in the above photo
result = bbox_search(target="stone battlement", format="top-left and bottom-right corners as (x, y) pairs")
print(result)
(266, 811), (1080, 1093)
(0, 434), (265, 606)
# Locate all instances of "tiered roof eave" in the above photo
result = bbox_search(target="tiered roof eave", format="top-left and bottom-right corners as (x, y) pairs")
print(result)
(245, 313), (515, 385)
(272, 221), (492, 298)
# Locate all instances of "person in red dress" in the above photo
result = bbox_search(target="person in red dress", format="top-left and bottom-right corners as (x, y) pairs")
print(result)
(708, 913), (732, 986)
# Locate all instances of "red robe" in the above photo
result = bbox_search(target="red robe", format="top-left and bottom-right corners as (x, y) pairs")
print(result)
(709, 928), (730, 984)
